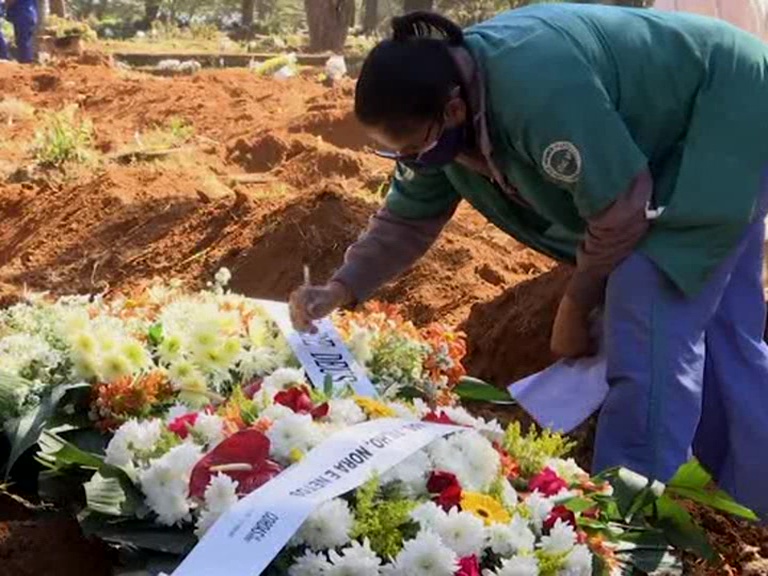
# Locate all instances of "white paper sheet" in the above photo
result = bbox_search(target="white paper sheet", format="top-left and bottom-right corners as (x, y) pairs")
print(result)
(507, 353), (609, 434)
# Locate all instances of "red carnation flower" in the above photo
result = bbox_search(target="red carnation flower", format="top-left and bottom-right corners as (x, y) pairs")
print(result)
(543, 505), (577, 533)
(274, 386), (329, 420)
(423, 411), (457, 425)
(428, 471), (463, 511)
(168, 412), (199, 439)
(529, 467), (568, 497)
(455, 556), (481, 576)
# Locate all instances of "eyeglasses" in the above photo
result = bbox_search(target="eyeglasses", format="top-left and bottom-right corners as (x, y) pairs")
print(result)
(373, 119), (445, 164)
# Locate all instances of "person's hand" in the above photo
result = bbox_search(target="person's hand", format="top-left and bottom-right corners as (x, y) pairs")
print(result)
(551, 294), (595, 359)
(289, 281), (352, 333)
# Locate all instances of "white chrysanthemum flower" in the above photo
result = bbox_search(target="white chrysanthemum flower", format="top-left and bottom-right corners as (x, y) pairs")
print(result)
(486, 515), (536, 557)
(328, 398), (366, 426)
(266, 412), (320, 462)
(428, 431), (500, 491)
(238, 347), (280, 380)
(387, 401), (418, 421)
(195, 473), (239, 537)
(545, 458), (587, 483)
(326, 539), (382, 576)
(295, 498), (353, 551)
(500, 480), (519, 508)
(524, 491), (555, 533)
(122, 339), (151, 371)
(559, 544), (593, 576)
(389, 530), (457, 576)
(214, 268), (232, 287)
(541, 519), (577, 555)
(166, 402), (193, 421)
(193, 412), (226, 447)
(288, 550), (331, 576)
(346, 325), (374, 365)
(381, 450), (430, 498)
(99, 352), (134, 382)
(411, 399), (432, 419)
(167, 359), (202, 385)
(158, 333), (185, 364)
(139, 442), (203, 526)
(262, 367), (306, 393)
(260, 402), (295, 422)
(105, 419), (164, 468)
(492, 555), (540, 576)
(433, 508), (486, 557)
(411, 501), (445, 531)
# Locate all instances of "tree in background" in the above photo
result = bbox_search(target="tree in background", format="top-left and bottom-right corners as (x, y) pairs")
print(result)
(305, 0), (355, 51)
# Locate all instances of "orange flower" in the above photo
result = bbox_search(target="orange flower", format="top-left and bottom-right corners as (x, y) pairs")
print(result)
(91, 372), (174, 431)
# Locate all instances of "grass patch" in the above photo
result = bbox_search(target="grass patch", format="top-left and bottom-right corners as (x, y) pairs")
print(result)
(32, 105), (95, 167)
(135, 116), (195, 151)
(0, 98), (35, 127)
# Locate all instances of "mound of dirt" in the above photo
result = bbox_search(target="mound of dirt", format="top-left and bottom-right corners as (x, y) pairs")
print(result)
(287, 108), (372, 151)
(227, 187), (375, 299)
(462, 265), (572, 383)
(0, 494), (112, 576)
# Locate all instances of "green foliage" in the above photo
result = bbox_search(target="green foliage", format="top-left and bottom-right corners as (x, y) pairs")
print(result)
(138, 116), (194, 151)
(534, 549), (569, 576)
(33, 105), (95, 167)
(251, 53), (296, 76)
(502, 421), (574, 477)
(44, 16), (98, 41)
(454, 376), (513, 403)
(666, 459), (757, 521)
(351, 476), (417, 558)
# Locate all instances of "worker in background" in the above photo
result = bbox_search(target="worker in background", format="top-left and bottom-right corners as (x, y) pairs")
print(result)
(0, 1), (9, 60)
(4, 0), (37, 63)
(290, 4), (768, 520)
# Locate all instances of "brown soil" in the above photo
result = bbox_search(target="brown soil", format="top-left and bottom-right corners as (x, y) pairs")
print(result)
(0, 494), (112, 576)
(0, 58), (764, 575)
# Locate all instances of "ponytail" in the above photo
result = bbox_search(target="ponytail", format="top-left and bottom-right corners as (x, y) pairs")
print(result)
(355, 12), (464, 137)
(391, 11), (464, 45)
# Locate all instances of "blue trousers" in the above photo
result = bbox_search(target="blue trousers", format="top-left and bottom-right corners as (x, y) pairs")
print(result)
(6, 2), (36, 63)
(0, 27), (8, 60)
(594, 200), (768, 520)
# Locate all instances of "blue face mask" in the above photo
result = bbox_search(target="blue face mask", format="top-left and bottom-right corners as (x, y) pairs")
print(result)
(402, 124), (466, 169)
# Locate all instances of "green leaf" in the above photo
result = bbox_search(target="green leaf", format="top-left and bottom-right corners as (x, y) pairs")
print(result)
(3, 382), (90, 480)
(667, 459), (711, 489)
(668, 485), (757, 521)
(564, 496), (596, 514)
(36, 429), (103, 472)
(148, 323), (164, 346)
(323, 374), (334, 398)
(609, 468), (664, 521)
(37, 430), (145, 517)
(455, 377), (514, 403)
(85, 473), (131, 516)
(666, 459), (757, 521)
(655, 495), (715, 561)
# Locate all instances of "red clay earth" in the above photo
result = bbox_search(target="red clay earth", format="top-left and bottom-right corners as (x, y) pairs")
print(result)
(0, 58), (764, 575)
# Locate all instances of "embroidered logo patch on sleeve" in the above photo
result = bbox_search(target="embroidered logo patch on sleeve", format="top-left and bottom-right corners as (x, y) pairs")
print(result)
(542, 142), (582, 184)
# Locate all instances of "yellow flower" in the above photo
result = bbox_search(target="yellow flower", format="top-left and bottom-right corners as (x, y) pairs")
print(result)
(460, 492), (511, 525)
(289, 447), (305, 463)
(354, 396), (396, 419)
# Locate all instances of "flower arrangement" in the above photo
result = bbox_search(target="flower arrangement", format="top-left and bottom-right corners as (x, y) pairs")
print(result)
(0, 272), (466, 429)
(41, 381), (615, 576)
(1, 271), (755, 576)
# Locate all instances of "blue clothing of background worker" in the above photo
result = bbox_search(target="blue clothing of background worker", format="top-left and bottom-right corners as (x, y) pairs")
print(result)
(4, 0), (37, 63)
(0, 2), (10, 60)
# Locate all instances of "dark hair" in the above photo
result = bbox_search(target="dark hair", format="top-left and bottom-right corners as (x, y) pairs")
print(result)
(355, 12), (464, 137)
